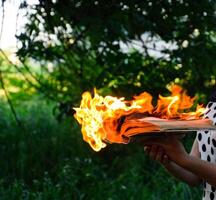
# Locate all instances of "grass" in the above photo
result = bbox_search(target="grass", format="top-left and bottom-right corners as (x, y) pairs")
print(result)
(0, 96), (202, 200)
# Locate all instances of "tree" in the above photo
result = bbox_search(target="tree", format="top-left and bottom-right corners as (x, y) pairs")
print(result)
(3, 0), (216, 106)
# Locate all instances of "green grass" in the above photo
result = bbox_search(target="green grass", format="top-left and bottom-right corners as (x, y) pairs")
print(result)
(0, 97), (202, 200)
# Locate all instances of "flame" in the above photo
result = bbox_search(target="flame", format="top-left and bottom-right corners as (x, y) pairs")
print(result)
(155, 85), (198, 119)
(74, 85), (205, 151)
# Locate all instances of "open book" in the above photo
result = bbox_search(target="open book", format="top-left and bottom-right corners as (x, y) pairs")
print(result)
(103, 116), (216, 144)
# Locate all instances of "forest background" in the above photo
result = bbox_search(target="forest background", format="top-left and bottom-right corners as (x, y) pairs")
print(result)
(0, 0), (216, 199)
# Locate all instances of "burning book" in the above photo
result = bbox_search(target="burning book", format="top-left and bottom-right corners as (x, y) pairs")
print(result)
(74, 85), (216, 151)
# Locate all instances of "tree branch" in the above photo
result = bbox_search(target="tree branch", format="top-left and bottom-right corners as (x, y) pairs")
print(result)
(0, 65), (23, 129)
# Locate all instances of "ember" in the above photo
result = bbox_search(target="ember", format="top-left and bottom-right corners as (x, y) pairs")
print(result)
(74, 85), (207, 151)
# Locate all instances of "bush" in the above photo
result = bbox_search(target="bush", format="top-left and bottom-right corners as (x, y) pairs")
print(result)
(0, 98), (202, 199)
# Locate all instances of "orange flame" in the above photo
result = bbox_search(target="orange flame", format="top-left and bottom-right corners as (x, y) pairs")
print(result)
(74, 85), (205, 151)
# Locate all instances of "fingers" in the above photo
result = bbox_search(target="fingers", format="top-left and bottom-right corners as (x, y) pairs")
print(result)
(162, 155), (170, 165)
(144, 145), (170, 165)
(144, 145), (160, 160)
(155, 147), (164, 162)
(144, 145), (151, 154)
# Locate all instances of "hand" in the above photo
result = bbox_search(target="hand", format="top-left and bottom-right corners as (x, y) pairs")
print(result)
(142, 135), (188, 165)
(144, 145), (170, 166)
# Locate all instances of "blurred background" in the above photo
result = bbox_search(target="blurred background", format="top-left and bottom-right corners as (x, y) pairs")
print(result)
(0, 0), (216, 199)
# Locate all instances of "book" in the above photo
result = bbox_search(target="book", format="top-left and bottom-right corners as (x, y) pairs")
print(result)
(103, 115), (216, 144)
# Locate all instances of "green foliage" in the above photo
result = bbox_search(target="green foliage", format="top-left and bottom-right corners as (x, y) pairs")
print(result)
(0, 1), (215, 199)
(14, 0), (216, 105)
(0, 99), (202, 200)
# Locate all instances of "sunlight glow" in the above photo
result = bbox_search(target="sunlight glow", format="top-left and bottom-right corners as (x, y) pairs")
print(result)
(0, 0), (39, 50)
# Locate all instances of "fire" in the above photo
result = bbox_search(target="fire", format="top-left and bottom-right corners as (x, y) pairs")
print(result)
(74, 85), (206, 151)
(155, 85), (204, 119)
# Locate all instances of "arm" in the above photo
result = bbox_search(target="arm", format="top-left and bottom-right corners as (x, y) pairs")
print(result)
(144, 135), (216, 187)
(177, 145), (216, 187)
(162, 139), (201, 186)
(144, 137), (201, 186)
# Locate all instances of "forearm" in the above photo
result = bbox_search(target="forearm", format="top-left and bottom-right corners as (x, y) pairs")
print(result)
(163, 161), (201, 186)
(178, 155), (216, 187)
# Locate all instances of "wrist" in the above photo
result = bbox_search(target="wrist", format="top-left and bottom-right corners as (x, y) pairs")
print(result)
(177, 153), (191, 168)
(162, 160), (172, 169)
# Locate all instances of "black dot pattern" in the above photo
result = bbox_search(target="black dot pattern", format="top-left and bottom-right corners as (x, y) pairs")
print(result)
(197, 101), (216, 199)
(211, 147), (214, 155)
(208, 137), (211, 144)
(202, 144), (207, 152)
(208, 102), (213, 108)
(204, 182), (206, 188)
(213, 139), (216, 148)
(206, 109), (211, 115)
(210, 192), (215, 200)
